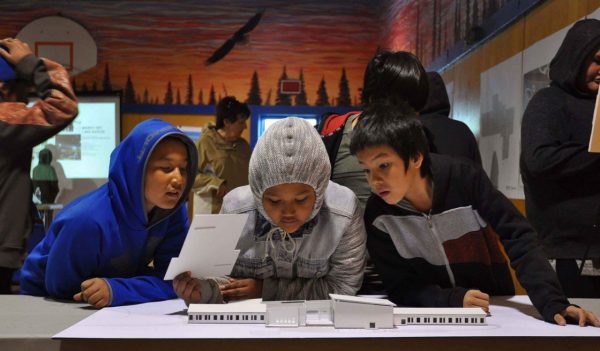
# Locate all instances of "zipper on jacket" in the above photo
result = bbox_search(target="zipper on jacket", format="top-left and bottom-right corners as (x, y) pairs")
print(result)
(423, 212), (456, 287)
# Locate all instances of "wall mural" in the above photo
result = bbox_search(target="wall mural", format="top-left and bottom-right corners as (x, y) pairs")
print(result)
(0, 0), (385, 107)
(381, 0), (512, 67)
(0, 0), (515, 107)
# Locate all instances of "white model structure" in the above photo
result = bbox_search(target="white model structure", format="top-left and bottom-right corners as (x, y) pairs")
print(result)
(187, 295), (488, 329)
(188, 299), (265, 324)
(330, 294), (396, 329)
(265, 300), (333, 327)
(393, 307), (487, 326)
(265, 295), (395, 329)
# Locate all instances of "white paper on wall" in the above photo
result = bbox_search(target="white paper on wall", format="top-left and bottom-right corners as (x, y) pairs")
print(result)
(479, 53), (524, 199)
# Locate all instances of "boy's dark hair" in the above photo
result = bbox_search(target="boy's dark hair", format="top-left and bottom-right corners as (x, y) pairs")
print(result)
(350, 100), (431, 177)
(361, 50), (429, 111)
(215, 96), (250, 129)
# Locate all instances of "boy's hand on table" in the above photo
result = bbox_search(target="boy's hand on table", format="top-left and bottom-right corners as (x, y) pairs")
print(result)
(463, 289), (490, 314)
(555, 305), (600, 327)
(73, 278), (110, 308)
(221, 278), (262, 301)
(173, 271), (202, 305)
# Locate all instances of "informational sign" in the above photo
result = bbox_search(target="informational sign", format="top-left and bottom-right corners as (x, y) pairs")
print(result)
(280, 79), (301, 94)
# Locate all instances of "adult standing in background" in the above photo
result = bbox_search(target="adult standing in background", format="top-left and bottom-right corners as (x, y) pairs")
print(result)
(520, 19), (600, 297)
(420, 71), (482, 166)
(0, 38), (78, 293)
(193, 96), (251, 214)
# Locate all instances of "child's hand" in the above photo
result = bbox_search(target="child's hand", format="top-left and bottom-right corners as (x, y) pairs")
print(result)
(220, 278), (262, 301)
(554, 305), (600, 327)
(73, 278), (110, 308)
(173, 271), (202, 305)
(463, 289), (490, 313)
(0, 38), (33, 65)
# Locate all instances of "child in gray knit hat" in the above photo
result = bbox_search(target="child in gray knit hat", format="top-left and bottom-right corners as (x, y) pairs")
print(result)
(173, 117), (366, 303)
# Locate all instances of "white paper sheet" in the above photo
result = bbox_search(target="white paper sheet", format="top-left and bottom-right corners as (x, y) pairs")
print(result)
(54, 296), (600, 339)
(163, 214), (248, 280)
(588, 92), (600, 152)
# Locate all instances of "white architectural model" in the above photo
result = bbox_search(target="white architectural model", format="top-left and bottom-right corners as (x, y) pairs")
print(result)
(330, 294), (395, 329)
(188, 299), (265, 324)
(393, 307), (487, 326)
(188, 294), (487, 329)
(265, 300), (332, 327)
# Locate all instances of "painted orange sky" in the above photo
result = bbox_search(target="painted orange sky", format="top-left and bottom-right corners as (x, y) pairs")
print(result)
(0, 0), (388, 105)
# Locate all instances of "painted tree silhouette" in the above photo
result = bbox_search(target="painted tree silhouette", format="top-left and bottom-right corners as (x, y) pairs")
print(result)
(337, 68), (351, 106)
(124, 74), (136, 104)
(102, 63), (112, 92)
(176, 89), (181, 105)
(247, 70), (262, 105)
(265, 88), (272, 106)
(198, 89), (204, 105)
(208, 85), (216, 105)
(295, 69), (308, 106)
(143, 88), (149, 104)
(186, 74), (194, 105)
(315, 77), (329, 106)
(164, 81), (173, 105)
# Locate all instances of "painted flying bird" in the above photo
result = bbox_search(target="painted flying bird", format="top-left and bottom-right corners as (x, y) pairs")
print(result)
(205, 10), (265, 65)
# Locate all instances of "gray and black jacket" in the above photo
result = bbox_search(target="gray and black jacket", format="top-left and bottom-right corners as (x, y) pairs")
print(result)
(365, 153), (570, 323)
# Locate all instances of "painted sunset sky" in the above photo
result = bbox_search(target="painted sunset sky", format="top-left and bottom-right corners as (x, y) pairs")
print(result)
(0, 0), (388, 105)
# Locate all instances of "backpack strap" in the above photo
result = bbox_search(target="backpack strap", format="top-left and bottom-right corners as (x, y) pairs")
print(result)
(319, 111), (361, 136)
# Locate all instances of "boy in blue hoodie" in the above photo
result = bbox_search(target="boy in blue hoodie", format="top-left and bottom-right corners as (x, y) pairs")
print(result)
(20, 118), (198, 308)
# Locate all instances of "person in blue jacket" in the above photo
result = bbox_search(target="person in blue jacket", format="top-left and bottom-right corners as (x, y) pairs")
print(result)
(20, 118), (198, 308)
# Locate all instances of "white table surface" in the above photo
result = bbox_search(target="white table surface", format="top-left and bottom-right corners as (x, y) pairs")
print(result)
(54, 296), (600, 339)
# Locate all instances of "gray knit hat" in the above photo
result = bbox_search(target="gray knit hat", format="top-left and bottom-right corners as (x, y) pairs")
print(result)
(249, 117), (331, 224)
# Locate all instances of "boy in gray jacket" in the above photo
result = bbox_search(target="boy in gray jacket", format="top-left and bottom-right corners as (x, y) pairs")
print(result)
(174, 117), (366, 303)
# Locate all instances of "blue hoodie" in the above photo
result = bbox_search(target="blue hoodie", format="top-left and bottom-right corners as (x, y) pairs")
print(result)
(20, 119), (198, 306)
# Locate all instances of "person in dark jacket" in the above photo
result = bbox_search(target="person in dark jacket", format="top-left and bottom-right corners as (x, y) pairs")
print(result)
(20, 119), (198, 308)
(351, 100), (600, 326)
(319, 50), (429, 295)
(320, 51), (429, 207)
(32, 148), (59, 204)
(420, 72), (482, 166)
(0, 38), (78, 294)
(520, 18), (600, 297)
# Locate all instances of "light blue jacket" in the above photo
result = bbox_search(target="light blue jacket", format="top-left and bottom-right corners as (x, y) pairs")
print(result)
(220, 181), (366, 301)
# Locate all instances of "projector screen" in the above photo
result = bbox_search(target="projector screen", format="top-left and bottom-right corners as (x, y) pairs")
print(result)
(30, 95), (120, 205)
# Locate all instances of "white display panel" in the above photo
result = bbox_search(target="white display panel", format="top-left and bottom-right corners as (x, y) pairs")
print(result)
(30, 95), (120, 207)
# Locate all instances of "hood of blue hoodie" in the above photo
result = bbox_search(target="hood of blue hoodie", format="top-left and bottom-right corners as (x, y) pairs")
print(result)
(108, 118), (198, 230)
(549, 19), (600, 98)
